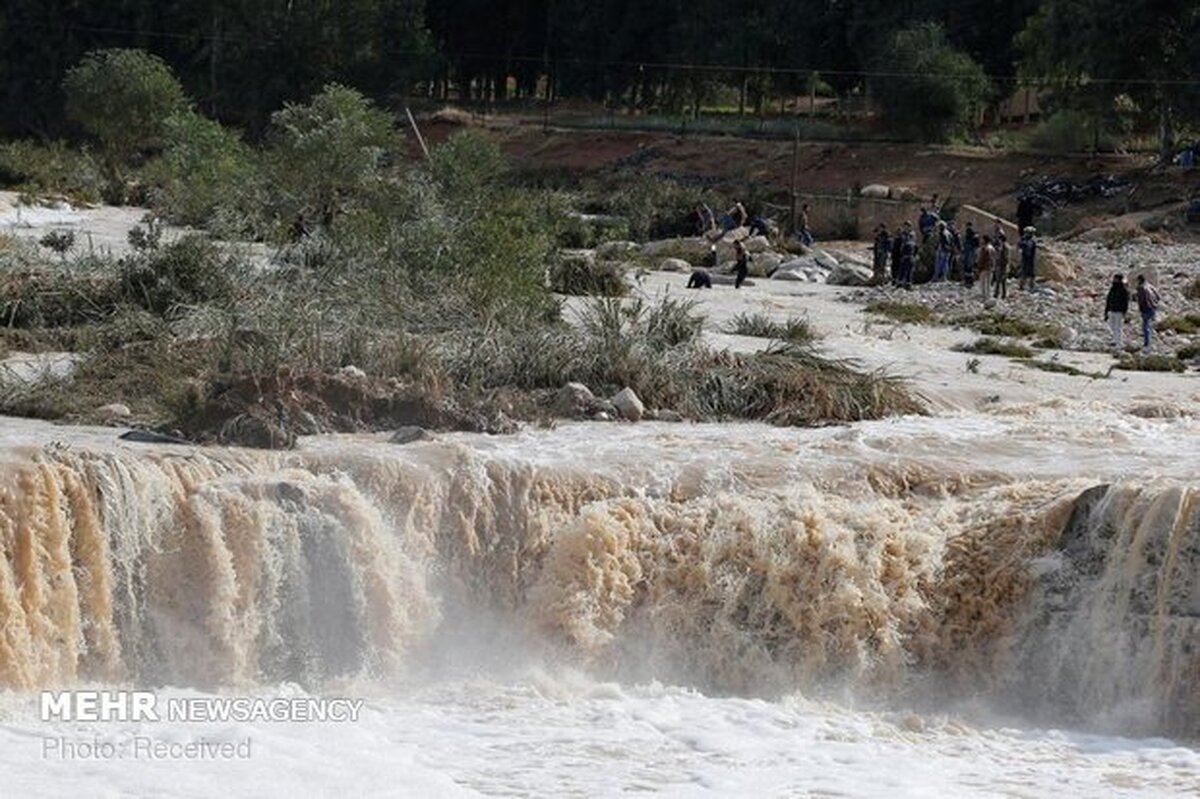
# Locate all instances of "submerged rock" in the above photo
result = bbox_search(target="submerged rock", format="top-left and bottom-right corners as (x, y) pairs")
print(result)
(390, 426), (434, 445)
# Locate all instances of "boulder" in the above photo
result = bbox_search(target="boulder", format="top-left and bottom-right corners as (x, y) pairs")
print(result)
(595, 240), (640, 261)
(118, 429), (190, 445)
(813, 249), (840, 270)
(659, 257), (691, 273)
(742, 235), (771, 254)
(860, 184), (890, 199)
(390, 426), (433, 445)
(654, 409), (685, 423)
(771, 269), (809, 282)
(750, 253), (782, 277)
(97, 403), (132, 421)
(337, 365), (367, 381)
(890, 186), (918, 200)
(1037, 249), (1079, 283)
(555, 382), (596, 418)
(826, 262), (874, 286)
(610, 387), (645, 422)
(721, 226), (751, 242)
(641, 237), (711, 263)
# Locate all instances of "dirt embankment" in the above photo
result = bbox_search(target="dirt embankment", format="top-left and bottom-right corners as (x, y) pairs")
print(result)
(417, 118), (1199, 237)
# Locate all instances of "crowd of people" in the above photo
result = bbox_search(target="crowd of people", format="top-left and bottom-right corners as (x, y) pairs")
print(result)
(870, 198), (1040, 298)
(684, 195), (1165, 353)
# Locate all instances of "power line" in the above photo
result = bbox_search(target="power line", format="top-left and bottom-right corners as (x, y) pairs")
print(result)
(4, 18), (1200, 88)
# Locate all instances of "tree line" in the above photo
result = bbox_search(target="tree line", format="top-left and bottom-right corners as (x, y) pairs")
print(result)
(0, 0), (1197, 150)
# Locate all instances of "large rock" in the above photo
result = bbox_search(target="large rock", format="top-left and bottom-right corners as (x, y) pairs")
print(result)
(750, 253), (782, 277)
(1038, 249), (1079, 283)
(641, 237), (711, 263)
(390, 426), (433, 445)
(555, 382), (596, 418)
(826, 261), (875, 286)
(771, 269), (809, 282)
(813, 249), (840, 270)
(97, 403), (132, 421)
(860, 184), (890, 199)
(595, 240), (640, 261)
(721, 226), (751, 243)
(659, 257), (691, 273)
(742, 235), (771, 254)
(610, 387), (645, 422)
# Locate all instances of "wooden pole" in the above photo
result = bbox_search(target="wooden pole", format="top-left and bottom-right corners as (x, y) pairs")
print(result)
(405, 107), (431, 162)
(789, 127), (800, 233)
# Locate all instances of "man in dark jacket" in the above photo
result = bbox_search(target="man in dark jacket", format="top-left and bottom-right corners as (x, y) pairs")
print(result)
(1104, 273), (1129, 350)
(1018, 227), (1038, 291)
(962, 222), (980, 287)
(873, 225), (891, 285)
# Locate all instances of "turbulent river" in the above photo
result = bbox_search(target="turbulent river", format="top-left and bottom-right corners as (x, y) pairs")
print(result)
(1, 404), (1198, 797)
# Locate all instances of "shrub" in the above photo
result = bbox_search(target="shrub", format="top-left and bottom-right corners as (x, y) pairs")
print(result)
(956, 312), (1060, 339)
(149, 110), (257, 228)
(117, 235), (241, 315)
(63, 49), (186, 173)
(1116, 354), (1187, 373)
(548, 256), (628, 297)
(866, 301), (936, 324)
(1156, 314), (1200, 335)
(955, 338), (1034, 358)
(266, 84), (399, 236)
(725, 312), (816, 344)
(1183, 278), (1200, 301)
(0, 140), (105, 203)
(1176, 343), (1200, 361)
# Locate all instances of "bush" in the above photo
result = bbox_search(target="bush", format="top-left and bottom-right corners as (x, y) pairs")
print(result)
(725, 312), (816, 344)
(1156, 314), (1200, 335)
(117, 235), (241, 315)
(0, 140), (105, 204)
(1183, 278), (1200, 301)
(956, 312), (1060, 339)
(866, 301), (936, 324)
(956, 338), (1034, 358)
(549, 257), (629, 297)
(266, 84), (399, 236)
(1116, 354), (1186, 373)
(871, 23), (991, 143)
(149, 110), (257, 229)
(63, 49), (186, 171)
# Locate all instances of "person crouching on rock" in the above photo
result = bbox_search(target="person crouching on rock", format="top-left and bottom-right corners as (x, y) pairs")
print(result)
(1104, 273), (1129, 351)
(687, 268), (713, 289)
(733, 240), (750, 289)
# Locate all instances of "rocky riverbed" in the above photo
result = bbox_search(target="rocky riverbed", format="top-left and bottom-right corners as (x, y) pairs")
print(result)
(845, 240), (1200, 359)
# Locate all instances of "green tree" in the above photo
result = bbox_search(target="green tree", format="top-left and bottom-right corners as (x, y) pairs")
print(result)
(62, 49), (187, 169)
(266, 84), (400, 237)
(1019, 0), (1200, 160)
(871, 23), (991, 143)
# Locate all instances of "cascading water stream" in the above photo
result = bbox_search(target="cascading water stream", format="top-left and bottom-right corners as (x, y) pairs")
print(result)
(0, 415), (1196, 738)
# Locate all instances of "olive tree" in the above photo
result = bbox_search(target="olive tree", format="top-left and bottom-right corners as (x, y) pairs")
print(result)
(63, 49), (186, 171)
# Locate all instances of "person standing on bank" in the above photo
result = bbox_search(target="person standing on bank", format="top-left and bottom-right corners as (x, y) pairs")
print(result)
(733, 240), (750, 289)
(1135, 273), (1160, 351)
(1103, 273), (1129, 350)
(962, 221), (979, 287)
(1018, 227), (1038, 291)
(977, 235), (995, 301)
